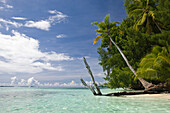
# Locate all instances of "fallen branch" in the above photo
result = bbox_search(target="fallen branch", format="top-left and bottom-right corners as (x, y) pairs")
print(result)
(81, 57), (102, 95)
(80, 78), (97, 95)
(104, 91), (161, 96)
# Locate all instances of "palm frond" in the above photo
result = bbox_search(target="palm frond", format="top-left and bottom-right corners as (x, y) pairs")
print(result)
(128, 9), (143, 17)
(139, 12), (147, 25)
(147, 0), (149, 6)
(104, 14), (110, 25)
(91, 22), (99, 26)
(93, 35), (102, 45)
(157, 55), (170, 65)
(96, 29), (104, 34)
(148, 11), (155, 20)
(152, 46), (162, 54)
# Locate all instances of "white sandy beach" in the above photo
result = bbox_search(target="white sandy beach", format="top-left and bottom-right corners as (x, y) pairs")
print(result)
(126, 93), (170, 99)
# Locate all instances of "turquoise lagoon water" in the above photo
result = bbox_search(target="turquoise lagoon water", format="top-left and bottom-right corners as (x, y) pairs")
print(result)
(0, 87), (170, 113)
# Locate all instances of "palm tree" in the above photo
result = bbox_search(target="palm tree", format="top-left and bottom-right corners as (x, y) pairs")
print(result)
(137, 45), (170, 81)
(92, 14), (154, 89)
(92, 15), (120, 48)
(127, 0), (162, 34)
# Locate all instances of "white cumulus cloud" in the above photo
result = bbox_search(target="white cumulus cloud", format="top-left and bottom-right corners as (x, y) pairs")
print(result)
(6, 4), (13, 8)
(60, 80), (78, 87)
(0, 30), (72, 74)
(0, 9), (67, 31)
(24, 10), (68, 31)
(12, 17), (27, 20)
(25, 20), (51, 31)
(1, 76), (100, 87)
(18, 79), (26, 86)
(27, 77), (40, 86)
(10, 76), (17, 85)
(0, 18), (22, 30)
(0, 0), (6, 3)
(10, 76), (81, 87)
(56, 34), (67, 38)
(0, 0), (13, 10)
(48, 10), (63, 15)
(48, 13), (68, 24)
(0, 18), (22, 27)
(0, 7), (4, 10)
(48, 10), (57, 14)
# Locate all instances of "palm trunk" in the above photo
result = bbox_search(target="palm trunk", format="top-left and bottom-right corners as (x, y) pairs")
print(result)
(108, 35), (153, 89)
(109, 39), (112, 49)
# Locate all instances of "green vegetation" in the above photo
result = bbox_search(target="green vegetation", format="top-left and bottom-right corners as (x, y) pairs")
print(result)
(137, 45), (170, 82)
(93, 0), (170, 89)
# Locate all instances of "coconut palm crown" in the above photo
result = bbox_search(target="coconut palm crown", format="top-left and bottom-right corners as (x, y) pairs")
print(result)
(127, 0), (162, 34)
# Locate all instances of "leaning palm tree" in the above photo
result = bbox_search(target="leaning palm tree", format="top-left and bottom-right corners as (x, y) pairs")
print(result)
(92, 14), (154, 89)
(127, 0), (162, 34)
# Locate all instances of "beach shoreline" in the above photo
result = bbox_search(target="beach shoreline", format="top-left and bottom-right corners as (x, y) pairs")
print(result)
(126, 93), (170, 99)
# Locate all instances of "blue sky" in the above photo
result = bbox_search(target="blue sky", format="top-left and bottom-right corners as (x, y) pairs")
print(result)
(0, 0), (126, 86)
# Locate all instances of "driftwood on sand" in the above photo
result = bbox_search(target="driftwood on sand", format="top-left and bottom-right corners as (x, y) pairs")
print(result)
(81, 57), (169, 96)
(80, 78), (97, 95)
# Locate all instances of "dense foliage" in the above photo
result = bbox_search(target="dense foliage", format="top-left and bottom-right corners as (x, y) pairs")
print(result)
(93, 0), (170, 89)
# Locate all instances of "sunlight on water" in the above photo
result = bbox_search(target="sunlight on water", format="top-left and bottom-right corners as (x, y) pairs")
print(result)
(0, 87), (170, 113)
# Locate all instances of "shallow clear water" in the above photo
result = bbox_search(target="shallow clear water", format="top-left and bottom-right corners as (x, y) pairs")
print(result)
(0, 87), (170, 113)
